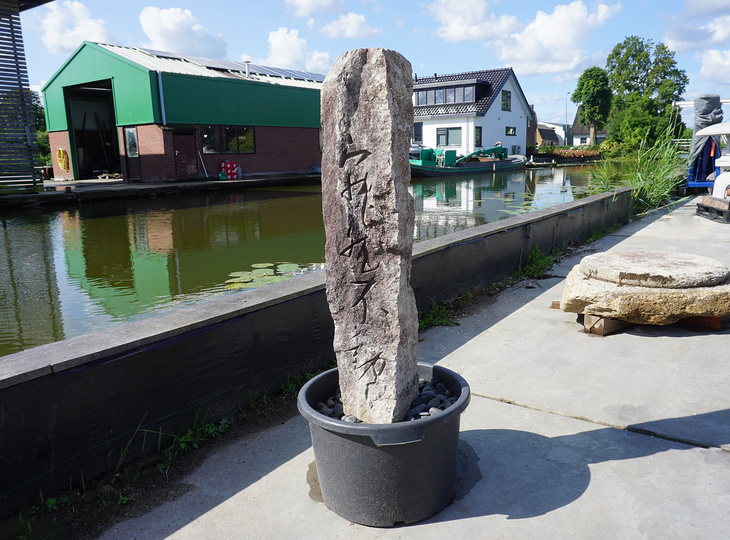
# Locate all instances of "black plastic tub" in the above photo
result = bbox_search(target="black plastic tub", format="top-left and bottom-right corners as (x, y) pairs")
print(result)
(297, 362), (470, 527)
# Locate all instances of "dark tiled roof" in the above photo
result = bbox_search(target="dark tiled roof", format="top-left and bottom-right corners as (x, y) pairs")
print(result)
(571, 105), (607, 136)
(413, 68), (515, 117)
(538, 127), (559, 142)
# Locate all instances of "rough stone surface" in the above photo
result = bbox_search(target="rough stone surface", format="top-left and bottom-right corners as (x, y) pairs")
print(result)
(320, 48), (418, 423)
(561, 251), (730, 324)
(578, 250), (729, 288)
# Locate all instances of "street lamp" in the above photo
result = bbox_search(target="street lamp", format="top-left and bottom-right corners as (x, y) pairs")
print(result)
(565, 91), (569, 146)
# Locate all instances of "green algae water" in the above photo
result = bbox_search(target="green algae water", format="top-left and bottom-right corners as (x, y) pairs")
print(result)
(0, 166), (593, 357)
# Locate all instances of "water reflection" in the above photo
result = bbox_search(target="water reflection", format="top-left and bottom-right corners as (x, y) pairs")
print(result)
(411, 166), (589, 240)
(0, 166), (595, 357)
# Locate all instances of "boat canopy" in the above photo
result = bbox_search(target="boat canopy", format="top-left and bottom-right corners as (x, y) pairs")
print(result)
(687, 94), (723, 187)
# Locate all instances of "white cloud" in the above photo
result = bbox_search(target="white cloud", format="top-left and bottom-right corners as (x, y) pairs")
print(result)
(40, 1), (112, 55)
(494, 2), (622, 76)
(248, 27), (331, 74)
(319, 13), (382, 38)
(284, 0), (343, 17)
(139, 7), (227, 58)
(699, 50), (730, 86)
(426, 1), (620, 76)
(683, 0), (730, 17)
(427, 0), (522, 42)
(666, 14), (730, 53)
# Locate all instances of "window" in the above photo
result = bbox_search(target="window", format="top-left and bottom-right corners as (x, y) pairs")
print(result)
(204, 126), (255, 154)
(455, 87), (464, 103)
(475, 126), (482, 147)
(201, 125), (219, 154)
(418, 91), (427, 106)
(464, 86), (474, 102)
(413, 122), (423, 144)
(501, 90), (511, 111)
(445, 88), (455, 103)
(124, 127), (138, 157)
(580, 137), (587, 144)
(436, 127), (462, 146)
(505, 126), (516, 136)
(427, 90), (435, 105)
(435, 89), (444, 104)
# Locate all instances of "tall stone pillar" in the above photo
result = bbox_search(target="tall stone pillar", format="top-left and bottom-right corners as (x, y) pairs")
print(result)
(320, 48), (418, 424)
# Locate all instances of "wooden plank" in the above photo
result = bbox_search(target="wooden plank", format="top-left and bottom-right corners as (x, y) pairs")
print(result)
(700, 196), (730, 211)
(676, 316), (724, 330)
(583, 314), (633, 336)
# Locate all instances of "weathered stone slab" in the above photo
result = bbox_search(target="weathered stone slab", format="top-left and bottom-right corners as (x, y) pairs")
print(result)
(578, 250), (729, 289)
(320, 48), (418, 423)
(562, 251), (730, 325)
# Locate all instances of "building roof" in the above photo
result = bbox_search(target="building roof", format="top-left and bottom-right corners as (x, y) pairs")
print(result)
(413, 68), (527, 118)
(96, 43), (325, 89)
(537, 126), (559, 143)
(19, 1), (53, 11)
(571, 106), (607, 136)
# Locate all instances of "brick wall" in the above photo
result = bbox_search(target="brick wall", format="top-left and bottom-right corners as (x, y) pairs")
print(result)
(138, 125), (175, 182)
(54, 124), (321, 183)
(48, 131), (73, 181)
(200, 126), (321, 179)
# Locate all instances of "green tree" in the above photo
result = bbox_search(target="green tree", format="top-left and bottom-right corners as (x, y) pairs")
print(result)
(571, 67), (612, 146)
(31, 90), (46, 131)
(605, 36), (688, 147)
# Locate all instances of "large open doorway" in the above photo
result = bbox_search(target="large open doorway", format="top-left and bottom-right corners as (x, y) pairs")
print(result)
(65, 80), (121, 179)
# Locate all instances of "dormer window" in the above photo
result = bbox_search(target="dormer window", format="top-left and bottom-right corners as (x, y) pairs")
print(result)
(414, 85), (476, 106)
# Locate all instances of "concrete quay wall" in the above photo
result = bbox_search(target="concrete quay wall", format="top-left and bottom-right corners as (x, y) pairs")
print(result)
(0, 188), (631, 517)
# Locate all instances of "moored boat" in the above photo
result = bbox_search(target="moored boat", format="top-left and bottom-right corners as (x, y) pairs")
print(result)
(410, 146), (527, 178)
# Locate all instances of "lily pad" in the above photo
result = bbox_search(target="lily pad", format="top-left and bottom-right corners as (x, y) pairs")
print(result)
(251, 263), (274, 268)
(225, 282), (260, 289)
(228, 271), (255, 278)
(252, 268), (273, 277)
(277, 263), (300, 273)
(226, 276), (254, 283)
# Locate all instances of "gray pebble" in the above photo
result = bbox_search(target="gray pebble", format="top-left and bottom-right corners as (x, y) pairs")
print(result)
(333, 403), (344, 417)
(407, 403), (427, 417)
(326, 397), (336, 408)
(319, 406), (333, 417)
(421, 390), (436, 401)
(428, 407), (441, 415)
(426, 397), (441, 409)
(342, 415), (358, 423)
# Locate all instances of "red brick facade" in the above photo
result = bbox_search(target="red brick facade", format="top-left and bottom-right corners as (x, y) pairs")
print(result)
(53, 123), (322, 182)
(48, 131), (73, 181)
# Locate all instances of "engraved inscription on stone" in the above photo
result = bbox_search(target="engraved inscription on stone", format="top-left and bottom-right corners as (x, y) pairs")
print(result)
(320, 48), (418, 423)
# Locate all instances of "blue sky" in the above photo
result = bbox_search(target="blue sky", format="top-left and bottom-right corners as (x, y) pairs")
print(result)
(19, 0), (730, 127)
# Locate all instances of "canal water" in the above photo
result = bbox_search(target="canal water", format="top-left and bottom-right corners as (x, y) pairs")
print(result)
(0, 165), (593, 358)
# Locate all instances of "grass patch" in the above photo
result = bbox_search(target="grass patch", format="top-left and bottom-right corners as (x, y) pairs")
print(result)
(419, 301), (457, 331)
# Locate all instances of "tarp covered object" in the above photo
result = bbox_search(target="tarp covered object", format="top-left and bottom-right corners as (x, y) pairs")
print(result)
(687, 94), (723, 185)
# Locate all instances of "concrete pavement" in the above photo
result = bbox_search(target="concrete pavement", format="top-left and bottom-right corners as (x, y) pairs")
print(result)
(98, 197), (730, 539)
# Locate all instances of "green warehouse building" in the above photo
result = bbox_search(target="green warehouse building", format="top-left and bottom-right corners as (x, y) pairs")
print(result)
(43, 41), (324, 182)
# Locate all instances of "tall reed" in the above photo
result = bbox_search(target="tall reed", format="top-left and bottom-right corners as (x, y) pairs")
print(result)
(627, 131), (687, 214)
(588, 130), (687, 215)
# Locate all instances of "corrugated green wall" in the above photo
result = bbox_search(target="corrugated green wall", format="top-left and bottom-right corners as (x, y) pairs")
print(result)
(43, 43), (159, 131)
(160, 73), (320, 128)
(43, 42), (322, 132)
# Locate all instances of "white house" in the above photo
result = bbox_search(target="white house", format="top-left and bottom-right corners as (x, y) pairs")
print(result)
(571, 106), (607, 146)
(537, 121), (567, 145)
(412, 68), (533, 157)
